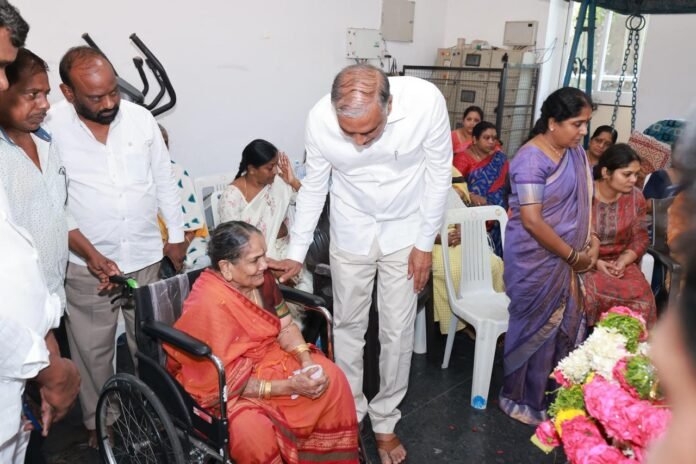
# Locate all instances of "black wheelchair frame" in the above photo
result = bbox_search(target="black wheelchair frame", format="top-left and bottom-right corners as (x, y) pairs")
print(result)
(97, 269), (339, 464)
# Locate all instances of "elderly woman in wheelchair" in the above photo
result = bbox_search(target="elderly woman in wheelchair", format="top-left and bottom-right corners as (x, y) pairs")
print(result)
(164, 221), (359, 463)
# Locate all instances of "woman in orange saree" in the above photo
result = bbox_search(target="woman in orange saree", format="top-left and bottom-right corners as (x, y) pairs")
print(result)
(165, 221), (359, 464)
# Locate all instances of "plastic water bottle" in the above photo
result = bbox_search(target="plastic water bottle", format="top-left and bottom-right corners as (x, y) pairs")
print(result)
(293, 160), (306, 180)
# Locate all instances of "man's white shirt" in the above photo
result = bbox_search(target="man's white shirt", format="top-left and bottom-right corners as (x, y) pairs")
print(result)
(288, 76), (453, 261)
(46, 100), (184, 274)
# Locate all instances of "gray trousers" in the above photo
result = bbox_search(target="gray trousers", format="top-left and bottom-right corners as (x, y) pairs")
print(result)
(65, 261), (160, 430)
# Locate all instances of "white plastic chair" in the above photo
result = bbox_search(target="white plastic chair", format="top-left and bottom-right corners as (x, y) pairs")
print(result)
(194, 172), (235, 230)
(414, 188), (468, 355)
(193, 172), (236, 206)
(209, 189), (224, 229)
(440, 205), (510, 410)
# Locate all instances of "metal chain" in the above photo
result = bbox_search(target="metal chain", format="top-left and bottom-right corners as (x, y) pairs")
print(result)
(630, 26), (641, 131)
(611, 14), (645, 130)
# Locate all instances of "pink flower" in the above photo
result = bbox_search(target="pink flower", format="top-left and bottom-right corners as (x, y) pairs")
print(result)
(560, 416), (633, 463)
(535, 420), (560, 447)
(583, 375), (671, 449)
(553, 369), (572, 388)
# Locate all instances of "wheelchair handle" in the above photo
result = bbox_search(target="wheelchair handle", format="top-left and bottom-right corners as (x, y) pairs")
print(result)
(109, 275), (139, 289)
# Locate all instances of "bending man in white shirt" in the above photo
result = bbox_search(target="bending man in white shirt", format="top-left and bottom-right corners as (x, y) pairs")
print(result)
(45, 46), (186, 446)
(272, 64), (452, 464)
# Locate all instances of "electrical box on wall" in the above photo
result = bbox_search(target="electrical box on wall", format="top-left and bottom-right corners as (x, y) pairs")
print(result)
(503, 21), (538, 47)
(346, 28), (385, 60)
(381, 0), (415, 42)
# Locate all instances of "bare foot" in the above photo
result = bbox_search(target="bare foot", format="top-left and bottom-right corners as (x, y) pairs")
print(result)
(375, 432), (406, 464)
(87, 429), (98, 449)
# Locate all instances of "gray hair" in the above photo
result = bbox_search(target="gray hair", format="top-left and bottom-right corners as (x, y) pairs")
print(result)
(0, 2), (29, 48)
(330, 64), (390, 118)
(207, 221), (261, 269)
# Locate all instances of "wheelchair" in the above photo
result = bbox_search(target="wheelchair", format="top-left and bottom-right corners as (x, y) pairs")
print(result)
(95, 268), (361, 463)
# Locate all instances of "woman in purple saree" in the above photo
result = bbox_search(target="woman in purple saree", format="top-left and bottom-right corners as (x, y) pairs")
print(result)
(500, 88), (599, 425)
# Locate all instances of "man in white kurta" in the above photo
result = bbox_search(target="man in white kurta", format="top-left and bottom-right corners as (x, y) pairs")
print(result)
(275, 64), (451, 461)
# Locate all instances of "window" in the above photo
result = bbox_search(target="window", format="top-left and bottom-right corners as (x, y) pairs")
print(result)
(564, 4), (649, 104)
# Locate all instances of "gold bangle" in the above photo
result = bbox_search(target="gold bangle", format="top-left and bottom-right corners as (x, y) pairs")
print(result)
(291, 343), (311, 357)
(264, 380), (272, 399)
(258, 380), (263, 399)
(565, 248), (575, 262)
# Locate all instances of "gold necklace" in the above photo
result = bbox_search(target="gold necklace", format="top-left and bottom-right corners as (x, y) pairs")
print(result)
(539, 135), (565, 160)
(469, 145), (486, 161)
(595, 180), (621, 203)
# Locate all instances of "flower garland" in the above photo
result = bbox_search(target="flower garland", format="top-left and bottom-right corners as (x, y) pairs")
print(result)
(532, 306), (670, 463)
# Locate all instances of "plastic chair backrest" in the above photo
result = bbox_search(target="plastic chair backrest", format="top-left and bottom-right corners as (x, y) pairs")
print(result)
(442, 206), (507, 299)
(209, 190), (224, 229)
(193, 172), (235, 206)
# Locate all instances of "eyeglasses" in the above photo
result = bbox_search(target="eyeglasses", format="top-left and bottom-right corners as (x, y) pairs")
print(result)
(58, 166), (69, 207)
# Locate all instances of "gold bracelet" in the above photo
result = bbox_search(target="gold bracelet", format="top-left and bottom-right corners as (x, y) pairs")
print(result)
(264, 380), (272, 400)
(565, 248), (575, 262)
(291, 343), (311, 357)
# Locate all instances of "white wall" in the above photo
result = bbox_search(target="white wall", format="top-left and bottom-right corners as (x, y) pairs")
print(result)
(13, 0), (446, 176)
(443, 0), (550, 49)
(635, 14), (696, 131)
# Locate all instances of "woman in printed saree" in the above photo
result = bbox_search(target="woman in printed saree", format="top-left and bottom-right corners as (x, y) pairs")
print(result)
(218, 139), (312, 291)
(582, 144), (657, 328)
(165, 221), (359, 464)
(586, 125), (618, 167)
(500, 87), (599, 425)
(451, 105), (483, 157)
(454, 121), (509, 256)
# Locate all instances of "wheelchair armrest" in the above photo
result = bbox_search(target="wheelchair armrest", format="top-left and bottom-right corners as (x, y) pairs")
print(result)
(142, 320), (211, 358)
(279, 284), (327, 308)
(647, 247), (681, 273)
(314, 263), (332, 277)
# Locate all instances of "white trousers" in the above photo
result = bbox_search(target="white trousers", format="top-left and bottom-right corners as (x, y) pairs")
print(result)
(0, 421), (29, 464)
(330, 239), (417, 433)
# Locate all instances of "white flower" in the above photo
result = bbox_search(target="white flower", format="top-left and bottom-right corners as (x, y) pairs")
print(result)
(557, 348), (591, 384)
(582, 327), (629, 381)
(636, 342), (650, 356)
(556, 327), (630, 384)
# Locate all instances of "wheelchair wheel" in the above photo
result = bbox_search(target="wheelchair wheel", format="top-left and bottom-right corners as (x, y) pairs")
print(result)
(97, 373), (186, 464)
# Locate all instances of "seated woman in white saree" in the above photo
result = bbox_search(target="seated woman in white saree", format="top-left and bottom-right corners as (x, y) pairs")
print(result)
(218, 139), (312, 291)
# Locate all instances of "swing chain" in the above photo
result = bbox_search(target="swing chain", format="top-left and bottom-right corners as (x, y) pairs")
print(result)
(611, 14), (645, 131)
(630, 22), (641, 131)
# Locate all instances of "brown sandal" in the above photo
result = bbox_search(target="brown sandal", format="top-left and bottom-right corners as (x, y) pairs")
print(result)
(375, 434), (405, 464)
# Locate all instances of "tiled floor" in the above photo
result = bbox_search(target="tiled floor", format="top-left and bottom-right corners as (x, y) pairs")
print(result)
(37, 333), (566, 463)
